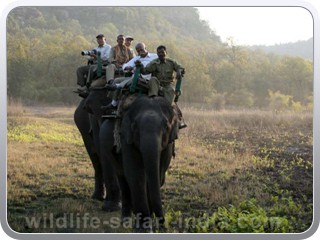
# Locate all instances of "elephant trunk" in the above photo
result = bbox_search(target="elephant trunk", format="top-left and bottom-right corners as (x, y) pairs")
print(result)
(140, 133), (164, 221)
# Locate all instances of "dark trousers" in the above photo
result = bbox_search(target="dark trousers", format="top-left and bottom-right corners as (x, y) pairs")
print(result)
(76, 64), (97, 86)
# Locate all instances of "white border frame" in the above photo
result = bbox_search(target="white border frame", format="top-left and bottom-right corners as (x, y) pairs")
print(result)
(1, 1), (319, 239)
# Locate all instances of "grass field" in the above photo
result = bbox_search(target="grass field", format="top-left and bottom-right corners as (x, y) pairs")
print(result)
(6, 102), (313, 233)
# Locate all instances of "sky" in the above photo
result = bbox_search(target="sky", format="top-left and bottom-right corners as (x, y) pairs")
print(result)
(196, 7), (313, 46)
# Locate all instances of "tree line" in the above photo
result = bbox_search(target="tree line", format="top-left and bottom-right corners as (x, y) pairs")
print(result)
(7, 7), (313, 110)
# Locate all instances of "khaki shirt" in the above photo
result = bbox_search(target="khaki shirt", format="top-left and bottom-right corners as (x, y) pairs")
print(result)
(145, 58), (182, 83)
(108, 45), (134, 66)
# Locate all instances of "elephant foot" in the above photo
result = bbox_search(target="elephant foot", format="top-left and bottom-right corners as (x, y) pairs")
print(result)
(121, 208), (132, 219)
(121, 207), (132, 226)
(121, 216), (132, 228)
(91, 181), (106, 201)
(133, 226), (153, 233)
(91, 190), (106, 201)
(133, 216), (153, 233)
(101, 200), (121, 212)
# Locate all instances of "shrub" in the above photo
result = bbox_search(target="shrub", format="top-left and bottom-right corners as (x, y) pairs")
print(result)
(227, 89), (254, 108)
(267, 90), (292, 111)
(186, 199), (292, 233)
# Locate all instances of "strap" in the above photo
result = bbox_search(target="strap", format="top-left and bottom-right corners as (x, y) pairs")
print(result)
(96, 52), (102, 78)
(130, 65), (141, 93)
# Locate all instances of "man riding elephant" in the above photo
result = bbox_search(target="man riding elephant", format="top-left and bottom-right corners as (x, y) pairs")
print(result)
(142, 45), (187, 129)
(103, 42), (158, 111)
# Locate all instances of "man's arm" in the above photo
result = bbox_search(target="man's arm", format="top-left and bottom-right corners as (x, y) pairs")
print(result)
(143, 60), (157, 74)
(122, 56), (139, 70)
(173, 60), (183, 79)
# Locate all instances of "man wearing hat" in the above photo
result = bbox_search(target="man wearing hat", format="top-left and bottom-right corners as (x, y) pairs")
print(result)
(106, 34), (134, 82)
(76, 34), (111, 93)
(125, 36), (136, 57)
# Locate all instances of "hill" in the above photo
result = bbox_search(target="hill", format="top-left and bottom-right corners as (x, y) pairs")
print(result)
(8, 7), (221, 43)
(7, 6), (313, 108)
(250, 38), (313, 60)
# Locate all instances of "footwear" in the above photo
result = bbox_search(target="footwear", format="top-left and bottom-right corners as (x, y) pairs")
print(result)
(179, 122), (187, 129)
(105, 84), (118, 91)
(79, 91), (89, 98)
(77, 85), (88, 91)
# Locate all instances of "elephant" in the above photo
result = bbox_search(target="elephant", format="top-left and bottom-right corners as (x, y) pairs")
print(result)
(118, 95), (179, 232)
(74, 88), (121, 211)
(74, 98), (105, 200)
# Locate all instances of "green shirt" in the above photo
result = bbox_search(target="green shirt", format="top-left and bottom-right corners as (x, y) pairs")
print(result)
(145, 58), (182, 83)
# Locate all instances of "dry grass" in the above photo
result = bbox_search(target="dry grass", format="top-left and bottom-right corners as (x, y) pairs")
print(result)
(6, 103), (313, 233)
(7, 98), (26, 116)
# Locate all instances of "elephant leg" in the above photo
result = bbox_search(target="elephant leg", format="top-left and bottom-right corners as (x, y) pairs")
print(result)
(99, 161), (121, 212)
(74, 100), (105, 200)
(99, 120), (121, 211)
(100, 163), (121, 212)
(122, 146), (151, 232)
(118, 175), (132, 221)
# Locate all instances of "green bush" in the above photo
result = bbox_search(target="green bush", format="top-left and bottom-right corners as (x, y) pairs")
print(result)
(185, 199), (292, 233)
(267, 90), (292, 111)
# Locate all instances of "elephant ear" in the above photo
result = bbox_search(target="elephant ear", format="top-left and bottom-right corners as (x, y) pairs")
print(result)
(168, 115), (179, 143)
(161, 116), (170, 148)
(161, 113), (178, 147)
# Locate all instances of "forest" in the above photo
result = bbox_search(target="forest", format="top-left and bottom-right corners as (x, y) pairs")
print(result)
(6, 6), (313, 109)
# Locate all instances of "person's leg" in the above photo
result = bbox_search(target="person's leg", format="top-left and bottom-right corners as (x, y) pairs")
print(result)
(162, 84), (175, 105)
(76, 65), (90, 86)
(163, 85), (187, 129)
(106, 64), (116, 81)
(86, 64), (98, 85)
(147, 77), (160, 97)
(103, 77), (131, 112)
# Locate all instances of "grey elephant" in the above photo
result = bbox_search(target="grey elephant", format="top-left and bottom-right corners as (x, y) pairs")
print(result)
(119, 95), (179, 232)
(74, 88), (121, 211)
(74, 98), (105, 200)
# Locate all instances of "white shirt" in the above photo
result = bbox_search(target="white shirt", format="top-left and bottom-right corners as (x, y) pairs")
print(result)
(122, 52), (158, 80)
(87, 44), (111, 62)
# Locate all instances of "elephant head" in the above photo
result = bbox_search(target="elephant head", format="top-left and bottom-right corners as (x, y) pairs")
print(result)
(120, 95), (178, 232)
(123, 96), (178, 147)
(83, 87), (111, 120)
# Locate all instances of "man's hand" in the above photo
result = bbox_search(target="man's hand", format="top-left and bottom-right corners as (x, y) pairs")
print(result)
(124, 66), (134, 71)
(90, 53), (97, 59)
(134, 60), (143, 67)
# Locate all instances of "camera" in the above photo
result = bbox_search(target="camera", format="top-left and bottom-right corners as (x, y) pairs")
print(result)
(81, 49), (97, 56)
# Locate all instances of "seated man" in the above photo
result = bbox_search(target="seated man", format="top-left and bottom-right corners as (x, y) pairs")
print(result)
(125, 35), (136, 57)
(106, 34), (134, 82)
(76, 34), (111, 92)
(106, 44), (187, 129)
(143, 45), (187, 129)
(104, 42), (158, 109)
